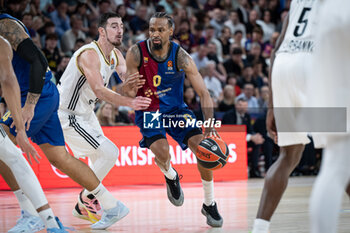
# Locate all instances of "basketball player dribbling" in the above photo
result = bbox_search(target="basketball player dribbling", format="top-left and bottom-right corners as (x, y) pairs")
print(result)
(124, 12), (223, 227)
(252, 0), (318, 232)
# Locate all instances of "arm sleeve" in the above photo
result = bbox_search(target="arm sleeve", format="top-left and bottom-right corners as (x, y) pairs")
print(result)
(16, 38), (48, 94)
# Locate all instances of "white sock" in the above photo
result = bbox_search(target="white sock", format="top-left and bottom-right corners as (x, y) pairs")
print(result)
(201, 179), (214, 206)
(252, 218), (270, 233)
(90, 183), (117, 210)
(160, 163), (177, 180)
(38, 208), (58, 228)
(309, 136), (350, 233)
(13, 189), (38, 216)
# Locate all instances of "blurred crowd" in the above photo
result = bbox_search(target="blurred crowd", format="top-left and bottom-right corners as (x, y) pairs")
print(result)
(1, 0), (321, 178)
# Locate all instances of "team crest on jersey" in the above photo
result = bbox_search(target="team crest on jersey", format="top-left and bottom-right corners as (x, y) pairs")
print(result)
(110, 58), (115, 70)
(167, 60), (173, 71)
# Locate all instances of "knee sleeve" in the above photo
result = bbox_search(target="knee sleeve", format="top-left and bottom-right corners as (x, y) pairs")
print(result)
(90, 139), (119, 180)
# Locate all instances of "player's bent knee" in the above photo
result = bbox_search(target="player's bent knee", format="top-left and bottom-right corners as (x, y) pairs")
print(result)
(96, 139), (119, 162)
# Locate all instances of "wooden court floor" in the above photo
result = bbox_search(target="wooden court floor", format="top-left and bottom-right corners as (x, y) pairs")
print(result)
(1, 177), (349, 233)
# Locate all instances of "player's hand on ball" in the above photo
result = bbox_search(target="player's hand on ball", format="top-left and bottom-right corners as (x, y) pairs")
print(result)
(204, 127), (220, 138)
(16, 129), (41, 164)
(130, 96), (152, 110)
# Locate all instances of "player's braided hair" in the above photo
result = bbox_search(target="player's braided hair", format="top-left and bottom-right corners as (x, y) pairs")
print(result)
(151, 12), (174, 30)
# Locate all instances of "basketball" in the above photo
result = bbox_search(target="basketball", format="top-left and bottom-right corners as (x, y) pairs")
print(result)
(196, 136), (229, 170)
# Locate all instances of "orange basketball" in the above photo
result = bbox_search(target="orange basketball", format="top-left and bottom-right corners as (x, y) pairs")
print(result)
(196, 136), (229, 170)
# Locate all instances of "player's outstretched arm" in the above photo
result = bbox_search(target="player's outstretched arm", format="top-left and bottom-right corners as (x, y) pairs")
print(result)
(0, 18), (48, 130)
(122, 44), (145, 97)
(0, 37), (40, 164)
(78, 49), (151, 110)
(177, 48), (217, 137)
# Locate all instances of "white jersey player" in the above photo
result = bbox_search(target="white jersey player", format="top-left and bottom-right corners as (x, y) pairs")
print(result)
(307, 0), (350, 232)
(57, 12), (150, 226)
(252, 1), (318, 232)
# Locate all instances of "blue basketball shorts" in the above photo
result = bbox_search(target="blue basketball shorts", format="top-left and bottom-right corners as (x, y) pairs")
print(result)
(135, 108), (202, 150)
(0, 81), (65, 146)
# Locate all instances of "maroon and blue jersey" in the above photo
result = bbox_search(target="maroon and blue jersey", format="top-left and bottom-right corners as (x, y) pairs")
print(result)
(134, 40), (202, 149)
(136, 40), (187, 113)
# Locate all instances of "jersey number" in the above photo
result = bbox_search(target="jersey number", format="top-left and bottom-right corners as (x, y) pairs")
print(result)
(293, 7), (311, 37)
(153, 75), (162, 87)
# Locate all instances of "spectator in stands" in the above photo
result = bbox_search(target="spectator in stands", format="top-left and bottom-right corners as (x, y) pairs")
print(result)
(218, 85), (235, 112)
(224, 47), (244, 76)
(55, 55), (70, 85)
(245, 9), (260, 38)
(130, 5), (148, 35)
(222, 98), (264, 177)
(209, 8), (225, 37)
(191, 44), (209, 71)
(98, 0), (112, 15)
(203, 61), (224, 101)
(218, 26), (232, 60)
(258, 85), (269, 114)
(236, 0), (250, 24)
(247, 41), (268, 75)
(176, 19), (194, 53)
(257, 9), (276, 43)
(86, 20), (99, 41)
(236, 83), (259, 114)
(50, 1), (70, 38)
(42, 33), (61, 73)
(158, 0), (179, 14)
(96, 102), (116, 126)
(253, 112), (275, 174)
(227, 73), (242, 96)
(39, 21), (56, 48)
(231, 30), (246, 49)
(114, 106), (133, 126)
(207, 42), (227, 80)
(61, 15), (86, 54)
(74, 2), (91, 34)
(224, 10), (246, 38)
(192, 24), (206, 50)
(184, 87), (200, 111)
(263, 31), (279, 59)
(21, 13), (41, 48)
(205, 25), (223, 62)
(72, 38), (85, 53)
(245, 26), (264, 53)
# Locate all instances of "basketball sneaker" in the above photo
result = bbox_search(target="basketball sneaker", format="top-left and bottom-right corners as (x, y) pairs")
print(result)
(47, 216), (71, 233)
(91, 200), (129, 230)
(8, 210), (45, 233)
(72, 191), (101, 223)
(164, 169), (184, 206)
(201, 202), (223, 227)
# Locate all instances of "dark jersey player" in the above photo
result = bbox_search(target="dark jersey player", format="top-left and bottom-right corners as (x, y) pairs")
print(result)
(124, 12), (223, 227)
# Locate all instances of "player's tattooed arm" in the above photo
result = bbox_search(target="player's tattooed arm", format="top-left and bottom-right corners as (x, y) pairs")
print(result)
(25, 93), (40, 105)
(0, 19), (29, 50)
(122, 44), (144, 97)
(176, 47), (190, 71)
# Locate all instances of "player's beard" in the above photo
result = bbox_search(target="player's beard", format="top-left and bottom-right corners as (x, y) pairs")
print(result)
(106, 31), (122, 47)
(151, 39), (163, 50)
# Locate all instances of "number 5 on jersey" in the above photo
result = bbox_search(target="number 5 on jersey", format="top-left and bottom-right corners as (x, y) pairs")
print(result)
(153, 75), (161, 87)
